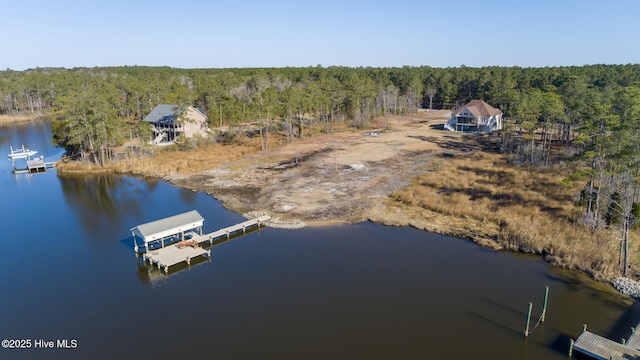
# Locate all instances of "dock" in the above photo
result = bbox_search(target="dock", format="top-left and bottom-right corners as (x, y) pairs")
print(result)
(143, 243), (211, 273)
(571, 323), (640, 359)
(134, 212), (271, 273)
(8, 145), (56, 173)
(203, 215), (271, 241)
(25, 157), (56, 173)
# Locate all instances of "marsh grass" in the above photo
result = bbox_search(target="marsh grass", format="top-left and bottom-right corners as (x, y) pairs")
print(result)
(58, 138), (261, 176)
(392, 152), (623, 279)
(0, 114), (47, 125)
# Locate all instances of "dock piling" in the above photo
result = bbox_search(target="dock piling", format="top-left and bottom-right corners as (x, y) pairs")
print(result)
(541, 286), (549, 322)
(524, 302), (533, 337)
(569, 338), (574, 357)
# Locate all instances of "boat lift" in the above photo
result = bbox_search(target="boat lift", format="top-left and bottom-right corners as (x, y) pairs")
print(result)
(7, 145), (56, 173)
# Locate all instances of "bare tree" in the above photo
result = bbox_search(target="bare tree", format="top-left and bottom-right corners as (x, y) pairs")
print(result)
(426, 86), (438, 110)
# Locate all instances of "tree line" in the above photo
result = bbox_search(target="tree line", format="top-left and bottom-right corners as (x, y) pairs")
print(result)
(1, 64), (640, 270)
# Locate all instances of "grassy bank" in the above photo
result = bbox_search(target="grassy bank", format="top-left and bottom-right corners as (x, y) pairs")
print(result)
(56, 114), (636, 282)
(58, 139), (261, 176)
(0, 114), (48, 125)
(390, 150), (627, 280)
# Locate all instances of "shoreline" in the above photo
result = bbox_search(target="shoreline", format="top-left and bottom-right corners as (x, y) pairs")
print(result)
(56, 111), (633, 291)
(0, 114), (49, 126)
(57, 162), (640, 299)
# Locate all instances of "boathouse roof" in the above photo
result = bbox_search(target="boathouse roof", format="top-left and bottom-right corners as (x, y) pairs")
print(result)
(131, 210), (204, 243)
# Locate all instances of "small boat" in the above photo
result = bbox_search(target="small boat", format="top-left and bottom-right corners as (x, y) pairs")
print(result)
(8, 145), (38, 160)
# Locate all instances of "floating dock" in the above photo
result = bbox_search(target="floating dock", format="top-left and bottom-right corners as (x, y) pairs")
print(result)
(571, 323), (640, 359)
(132, 212), (270, 273)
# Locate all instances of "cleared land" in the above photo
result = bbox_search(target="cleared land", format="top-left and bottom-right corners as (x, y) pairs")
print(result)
(59, 110), (628, 280)
(168, 111), (454, 224)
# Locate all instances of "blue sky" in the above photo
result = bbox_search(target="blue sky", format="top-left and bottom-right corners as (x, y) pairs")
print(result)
(2, 0), (639, 70)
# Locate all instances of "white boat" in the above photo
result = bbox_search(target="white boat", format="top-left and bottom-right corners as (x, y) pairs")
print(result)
(8, 145), (38, 160)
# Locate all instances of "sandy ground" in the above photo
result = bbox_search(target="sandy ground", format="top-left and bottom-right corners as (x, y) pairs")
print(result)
(168, 110), (492, 232)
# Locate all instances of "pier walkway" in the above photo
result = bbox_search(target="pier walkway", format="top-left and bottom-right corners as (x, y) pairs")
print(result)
(572, 323), (640, 359)
(141, 215), (271, 273)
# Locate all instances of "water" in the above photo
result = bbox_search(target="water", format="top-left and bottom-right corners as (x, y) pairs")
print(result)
(0, 120), (637, 359)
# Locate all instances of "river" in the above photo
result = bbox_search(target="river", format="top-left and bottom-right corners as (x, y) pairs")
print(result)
(0, 120), (637, 359)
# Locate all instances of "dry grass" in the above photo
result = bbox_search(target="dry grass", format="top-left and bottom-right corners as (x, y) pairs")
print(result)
(391, 151), (621, 280)
(56, 110), (632, 281)
(58, 138), (261, 177)
(0, 114), (46, 125)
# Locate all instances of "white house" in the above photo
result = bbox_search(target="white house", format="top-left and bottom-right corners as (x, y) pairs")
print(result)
(445, 99), (503, 133)
(143, 104), (209, 145)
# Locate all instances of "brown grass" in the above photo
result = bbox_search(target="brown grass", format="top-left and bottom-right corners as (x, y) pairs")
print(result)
(55, 110), (634, 281)
(391, 151), (621, 280)
(58, 139), (261, 176)
(0, 114), (47, 125)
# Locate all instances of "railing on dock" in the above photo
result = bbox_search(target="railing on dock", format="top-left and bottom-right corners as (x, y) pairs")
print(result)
(141, 215), (271, 273)
(569, 323), (640, 359)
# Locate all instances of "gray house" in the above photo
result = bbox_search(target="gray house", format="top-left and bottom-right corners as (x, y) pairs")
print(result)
(143, 104), (209, 144)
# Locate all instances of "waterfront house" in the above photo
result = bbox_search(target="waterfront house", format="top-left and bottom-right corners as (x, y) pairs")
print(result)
(143, 104), (209, 144)
(445, 99), (503, 133)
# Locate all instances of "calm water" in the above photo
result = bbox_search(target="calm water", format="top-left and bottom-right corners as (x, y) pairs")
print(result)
(0, 120), (637, 359)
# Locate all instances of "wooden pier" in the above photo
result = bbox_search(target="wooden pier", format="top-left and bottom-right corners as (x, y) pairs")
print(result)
(144, 244), (211, 273)
(25, 157), (56, 173)
(571, 323), (640, 359)
(140, 215), (271, 273)
(204, 215), (271, 241)
(8, 145), (56, 173)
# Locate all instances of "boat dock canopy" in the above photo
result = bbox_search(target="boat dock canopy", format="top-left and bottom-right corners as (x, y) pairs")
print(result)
(131, 210), (204, 243)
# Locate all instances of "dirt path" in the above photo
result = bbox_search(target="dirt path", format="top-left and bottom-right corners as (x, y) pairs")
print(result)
(168, 110), (466, 226)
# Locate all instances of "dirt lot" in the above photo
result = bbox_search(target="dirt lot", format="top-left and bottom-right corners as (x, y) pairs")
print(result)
(168, 110), (490, 230)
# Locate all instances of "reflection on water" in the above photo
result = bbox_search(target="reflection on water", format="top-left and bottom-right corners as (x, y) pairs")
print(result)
(135, 229), (263, 284)
(59, 174), (148, 238)
(1, 120), (639, 360)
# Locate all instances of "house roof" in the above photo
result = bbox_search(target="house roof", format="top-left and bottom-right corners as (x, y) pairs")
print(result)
(131, 210), (204, 243)
(143, 104), (181, 124)
(453, 100), (502, 117)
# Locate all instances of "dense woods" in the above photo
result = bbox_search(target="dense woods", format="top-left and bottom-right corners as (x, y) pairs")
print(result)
(2, 64), (640, 274)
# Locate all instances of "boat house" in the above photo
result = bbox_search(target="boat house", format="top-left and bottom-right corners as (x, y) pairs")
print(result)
(131, 210), (204, 252)
(131, 211), (271, 274)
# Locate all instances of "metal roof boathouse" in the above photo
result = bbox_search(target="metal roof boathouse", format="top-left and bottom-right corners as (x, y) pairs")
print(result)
(131, 210), (271, 274)
(131, 210), (205, 249)
(130, 210), (211, 273)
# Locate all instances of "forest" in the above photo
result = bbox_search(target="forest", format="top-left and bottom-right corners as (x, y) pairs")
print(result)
(1, 64), (640, 273)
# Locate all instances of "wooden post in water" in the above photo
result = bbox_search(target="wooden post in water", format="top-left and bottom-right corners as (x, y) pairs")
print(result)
(524, 302), (533, 337)
(569, 339), (574, 357)
(541, 286), (549, 322)
(569, 338), (574, 357)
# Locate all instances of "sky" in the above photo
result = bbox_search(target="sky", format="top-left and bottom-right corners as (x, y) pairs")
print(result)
(2, 0), (639, 70)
